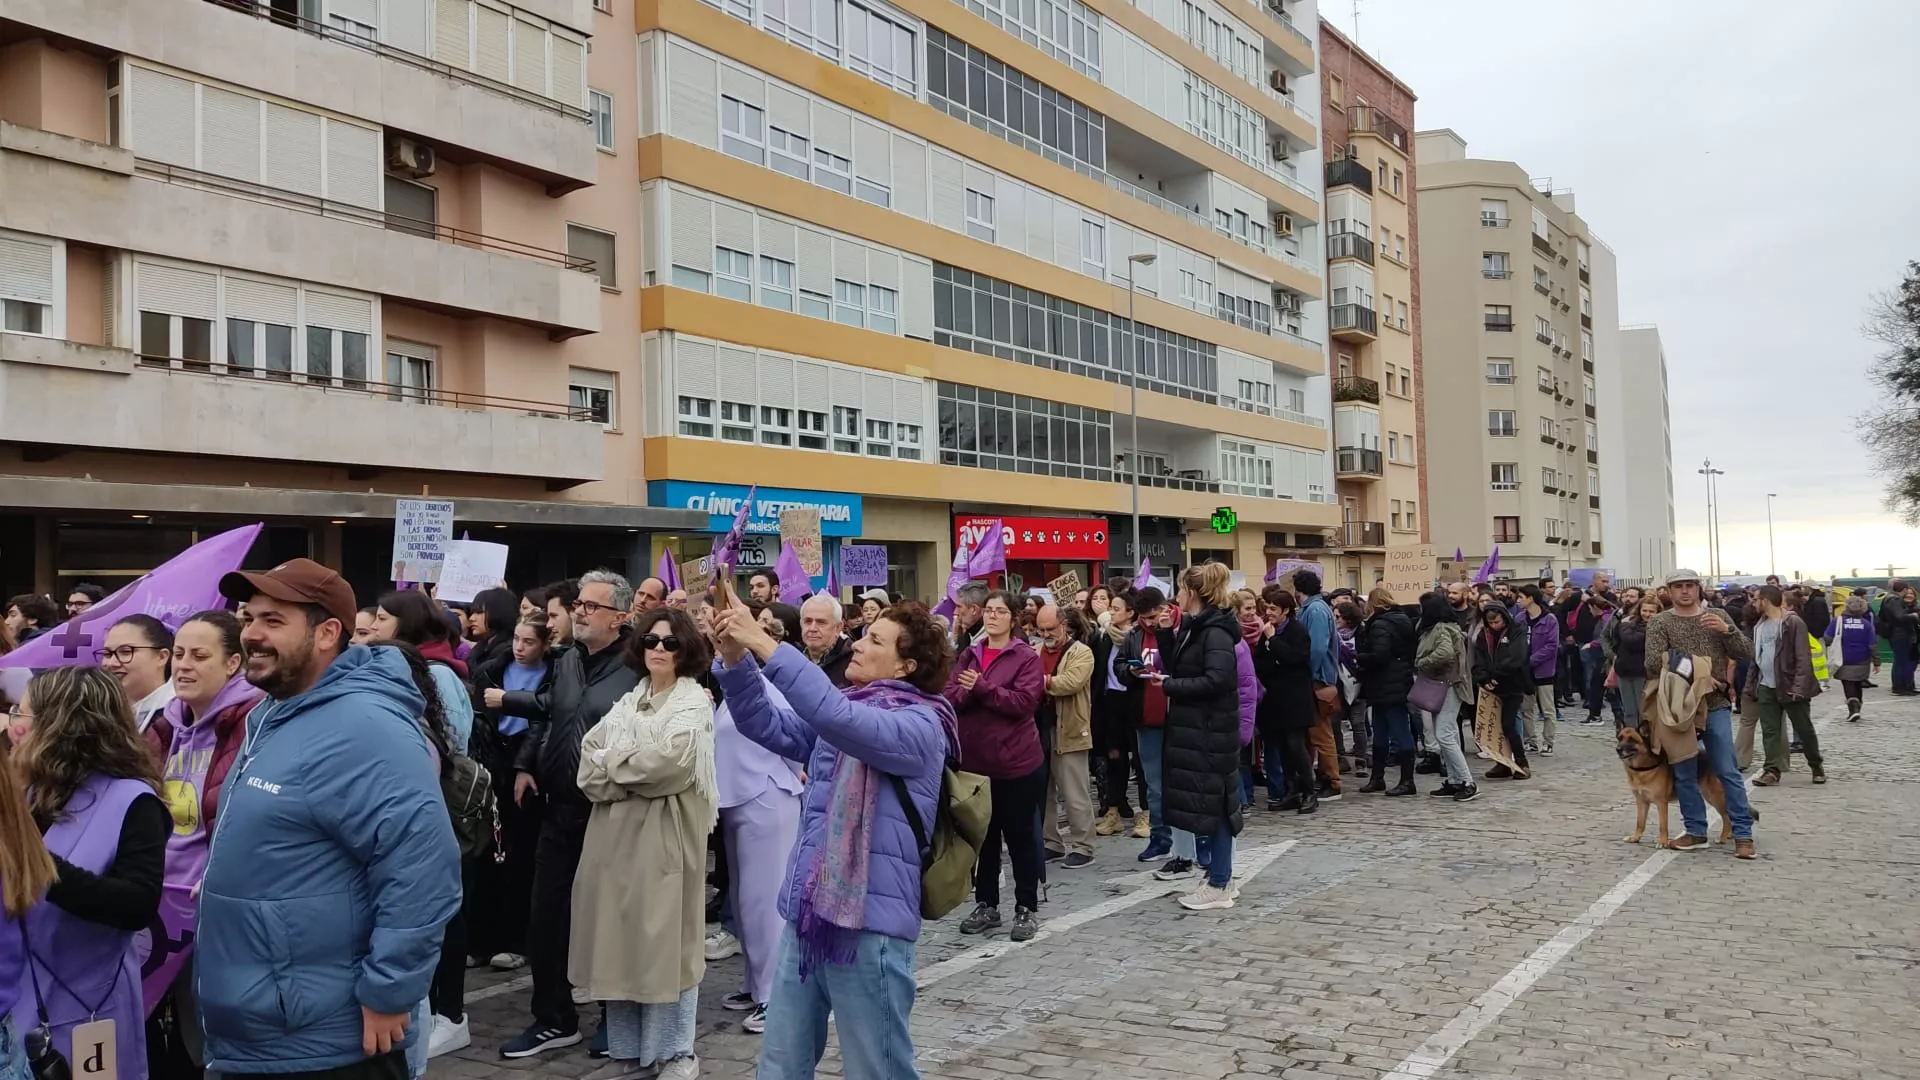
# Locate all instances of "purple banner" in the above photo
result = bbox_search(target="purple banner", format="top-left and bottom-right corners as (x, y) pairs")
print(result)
(776, 542), (812, 606)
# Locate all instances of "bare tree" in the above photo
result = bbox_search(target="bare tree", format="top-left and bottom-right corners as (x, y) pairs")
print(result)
(1861, 261), (1920, 524)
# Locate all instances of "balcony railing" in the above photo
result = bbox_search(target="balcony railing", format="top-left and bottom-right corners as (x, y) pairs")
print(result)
(1334, 447), (1383, 477)
(1256, 0), (1316, 51)
(1338, 520), (1386, 547)
(1327, 231), (1375, 264)
(1483, 267), (1512, 279)
(1271, 325), (1323, 351)
(1482, 216), (1510, 228)
(1276, 407), (1324, 427)
(202, 0), (589, 119)
(1325, 157), (1374, 193)
(1532, 232), (1555, 255)
(1332, 376), (1381, 404)
(1491, 479), (1518, 491)
(1494, 532), (1523, 544)
(1330, 303), (1378, 336)
(1115, 468), (1222, 494)
(1347, 106), (1408, 152)
(1485, 315), (1514, 332)
(132, 357), (594, 420)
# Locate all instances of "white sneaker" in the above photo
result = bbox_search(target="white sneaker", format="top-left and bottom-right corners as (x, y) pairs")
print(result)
(489, 952), (528, 971)
(658, 1056), (701, 1079)
(427, 1014), (470, 1058)
(704, 929), (741, 961)
(1177, 884), (1235, 911)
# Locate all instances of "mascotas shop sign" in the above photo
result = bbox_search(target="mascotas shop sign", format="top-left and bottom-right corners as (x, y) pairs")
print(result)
(650, 482), (864, 536)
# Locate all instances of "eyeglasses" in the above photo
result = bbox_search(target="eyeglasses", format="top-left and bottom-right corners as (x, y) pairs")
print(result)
(570, 600), (612, 617)
(94, 645), (168, 664)
(66, 600), (93, 612)
(6, 705), (30, 721)
(638, 634), (683, 653)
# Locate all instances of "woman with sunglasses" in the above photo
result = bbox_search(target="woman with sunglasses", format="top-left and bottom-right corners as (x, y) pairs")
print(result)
(101, 613), (175, 740)
(9, 665), (167, 1079)
(570, 608), (715, 1080)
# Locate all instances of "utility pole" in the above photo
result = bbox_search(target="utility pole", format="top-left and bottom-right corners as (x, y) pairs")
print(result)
(1698, 460), (1724, 582)
(1766, 493), (1777, 580)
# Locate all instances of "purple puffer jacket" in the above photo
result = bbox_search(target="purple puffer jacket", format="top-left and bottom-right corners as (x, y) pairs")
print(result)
(716, 644), (957, 944)
(1526, 609), (1559, 680)
(1234, 640), (1257, 747)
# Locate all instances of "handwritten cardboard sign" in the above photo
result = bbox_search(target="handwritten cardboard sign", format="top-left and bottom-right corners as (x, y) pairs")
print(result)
(839, 544), (890, 586)
(392, 499), (454, 583)
(779, 508), (824, 576)
(1046, 569), (1083, 609)
(1380, 545), (1437, 603)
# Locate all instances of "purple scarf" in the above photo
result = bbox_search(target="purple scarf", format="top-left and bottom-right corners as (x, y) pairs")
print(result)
(794, 679), (951, 977)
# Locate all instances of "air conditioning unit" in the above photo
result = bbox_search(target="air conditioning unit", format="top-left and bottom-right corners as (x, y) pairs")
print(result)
(387, 136), (436, 178)
(1270, 138), (1290, 163)
(1268, 70), (1288, 94)
(1273, 288), (1301, 313)
(1273, 211), (1294, 237)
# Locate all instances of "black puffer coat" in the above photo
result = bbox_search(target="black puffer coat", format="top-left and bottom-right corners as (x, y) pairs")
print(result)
(507, 626), (640, 805)
(1159, 605), (1244, 837)
(1252, 616), (1317, 735)
(1472, 621), (1536, 698)
(1357, 608), (1417, 706)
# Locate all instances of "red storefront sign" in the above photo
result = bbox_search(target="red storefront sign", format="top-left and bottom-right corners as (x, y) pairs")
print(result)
(954, 516), (1110, 561)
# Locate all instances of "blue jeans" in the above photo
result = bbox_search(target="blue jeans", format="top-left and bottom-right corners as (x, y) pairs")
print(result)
(1370, 703), (1413, 756)
(1670, 706), (1754, 841)
(1580, 644), (1607, 716)
(1135, 728), (1171, 845)
(758, 926), (918, 1080)
(1261, 732), (1287, 799)
(0, 1017), (28, 1080)
(1205, 821), (1234, 888)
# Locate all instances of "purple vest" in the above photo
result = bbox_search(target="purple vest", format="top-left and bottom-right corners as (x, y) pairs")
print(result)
(9, 775), (151, 1080)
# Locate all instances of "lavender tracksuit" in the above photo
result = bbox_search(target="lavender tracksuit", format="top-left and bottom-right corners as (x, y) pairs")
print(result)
(715, 679), (805, 1005)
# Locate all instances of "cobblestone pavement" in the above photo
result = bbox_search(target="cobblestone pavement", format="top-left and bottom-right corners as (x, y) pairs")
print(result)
(440, 684), (1920, 1080)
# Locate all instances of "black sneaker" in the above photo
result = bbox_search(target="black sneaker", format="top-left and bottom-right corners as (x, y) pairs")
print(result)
(1152, 857), (1196, 881)
(1452, 784), (1480, 802)
(1430, 782), (1461, 798)
(1318, 788), (1343, 803)
(1269, 794), (1302, 812)
(958, 903), (1002, 934)
(1485, 763), (1513, 779)
(1044, 848), (1065, 863)
(1009, 907), (1039, 941)
(1062, 851), (1094, 869)
(501, 1025), (582, 1059)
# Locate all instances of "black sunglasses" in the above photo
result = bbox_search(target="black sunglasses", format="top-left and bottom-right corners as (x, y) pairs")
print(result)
(638, 634), (683, 652)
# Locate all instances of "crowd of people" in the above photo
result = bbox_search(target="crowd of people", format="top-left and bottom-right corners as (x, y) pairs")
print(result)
(0, 557), (1908, 1080)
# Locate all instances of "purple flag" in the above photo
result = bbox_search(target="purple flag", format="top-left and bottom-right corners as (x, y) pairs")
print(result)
(969, 521), (1007, 576)
(1133, 558), (1152, 591)
(776, 543), (811, 606)
(1, 524), (264, 675)
(1474, 546), (1501, 584)
(709, 485), (757, 573)
(824, 550), (838, 597)
(656, 548), (681, 592)
(943, 533), (977, 607)
(1454, 547), (1464, 564)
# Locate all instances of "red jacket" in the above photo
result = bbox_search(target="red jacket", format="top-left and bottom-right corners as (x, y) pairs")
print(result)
(145, 688), (259, 837)
(943, 638), (1045, 779)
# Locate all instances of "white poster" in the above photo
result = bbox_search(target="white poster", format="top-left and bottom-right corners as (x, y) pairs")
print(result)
(436, 540), (509, 603)
(392, 498), (455, 583)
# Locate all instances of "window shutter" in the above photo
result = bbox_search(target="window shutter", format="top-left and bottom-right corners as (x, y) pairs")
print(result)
(795, 359), (830, 412)
(832, 238), (866, 283)
(928, 150), (964, 232)
(263, 103), (324, 197)
(550, 31), (586, 108)
(332, 0), (379, 23)
(996, 182), (1025, 252)
(852, 119), (888, 184)
(199, 86), (261, 183)
(386, 0), (432, 56)
(324, 120), (382, 209)
(829, 365), (860, 411)
(759, 353), (794, 403)
(223, 276), (299, 324)
(1024, 189), (1053, 262)
(669, 190), (714, 271)
(720, 65), (764, 107)
(863, 372), (894, 420)
(667, 45), (718, 149)
(0, 235), (56, 303)
(718, 345), (758, 397)
(434, 0), (471, 66)
(128, 66), (197, 168)
(475, 4), (512, 81)
(676, 336), (718, 398)
(513, 18), (549, 94)
(758, 217), (796, 262)
(101, 256), (119, 347)
(811, 101), (851, 158)
(961, 164), (993, 198)
(901, 257), (932, 339)
(768, 86), (809, 136)
(305, 290), (374, 333)
(868, 250), (899, 290)
(890, 133), (925, 218)
(713, 203), (754, 254)
(135, 262), (217, 318)
(1052, 200), (1078, 271)
(796, 228), (832, 295)
(894, 376), (926, 426)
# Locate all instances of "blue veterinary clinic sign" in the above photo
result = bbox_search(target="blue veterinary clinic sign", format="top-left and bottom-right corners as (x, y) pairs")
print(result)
(649, 482), (864, 537)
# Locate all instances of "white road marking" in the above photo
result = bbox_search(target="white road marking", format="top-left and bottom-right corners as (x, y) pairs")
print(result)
(1382, 848), (1676, 1079)
(917, 839), (1298, 989)
(466, 973), (533, 1003)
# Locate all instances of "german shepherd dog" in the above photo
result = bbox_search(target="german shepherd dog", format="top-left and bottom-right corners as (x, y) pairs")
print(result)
(1615, 723), (1754, 847)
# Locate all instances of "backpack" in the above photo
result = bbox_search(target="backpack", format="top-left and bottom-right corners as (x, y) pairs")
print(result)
(441, 750), (498, 862)
(888, 764), (991, 919)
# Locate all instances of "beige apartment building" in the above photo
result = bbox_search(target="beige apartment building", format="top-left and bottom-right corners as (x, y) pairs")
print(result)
(1415, 129), (1615, 582)
(1317, 20), (1419, 592)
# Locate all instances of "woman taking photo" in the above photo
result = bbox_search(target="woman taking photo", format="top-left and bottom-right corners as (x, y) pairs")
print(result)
(944, 590), (1045, 942)
(710, 598), (956, 1080)
(1472, 602), (1534, 780)
(9, 666), (168, 1079)
(1254, 587), (1317, 814)
(101, 613), (175, 736)
(571, 608), (715, 1080)
(144, 610), (262, 1074)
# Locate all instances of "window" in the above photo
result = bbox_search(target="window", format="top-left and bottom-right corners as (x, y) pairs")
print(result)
(1490, 463), (1517, 490)
(1538, 365), (1554, 390)
(384, 341), (435, 403)
(383, 177), (437, 239)
(569, 367), (616, 427)
(1395, 233), (1405, 262)
(869, 285), (898, 333)
(1406, 505), (1416, 531)
(0, 233), (58, 335)
(1289, 387), (1307, 413)
(799, 288), (830, 319)
(1542, 466), (1558, 489)
(845, 0), (918, 94)
(327, 12), (377, 42)
(896, 421), (923, 460)
(769, 127), (810, 179)
(1481, 198), (1508, 226)
(1545, 517), (1562, 541)
(1586, 422), (1598, 452)
(759, 405), (793, 446)
(568, 224), (617, 288)
(964, 188), (995, 242)
(1482, 252), (1510, 277)
(1328, 74), (1343, 105)
(832, 405), (862, 453)
(1484, 304), (1512, 331)
(141, 311), (215, 370)
(1493, 516), (1521, 543)
(797, 409), (828, 449)
(671, 265), (711, 291)
(1081, 219), (1105, 274)
(1390, 500), (1402, 529)
(224, 317), (295, 379)
(1579, 284), (1592, 317)
(303, 324), (369, 389)
(1581, 329), (1594, 360)
(855, 175), (891, 207)
(1535, 315), (1552, 342)
(708, 247), (753, 301)
(1387, 433), (1399, 461)
(1588, 467), (1600, 492)
(720, 400), (755, 442)
(924, 27), (1107, 173)
(1531, 206), (1550, 238)
(677, 395), (715, 437)
(865, 417), (893, 457)
(1375, 159), (1387, 189)
(720, 96), (765, 163)
(590, 89), (615, 150)
(937, 381), (1115, 481)
(1485, 360), (1513, 384)
(1583, 379), (1596, 407)
(1488, 410), (1516, 437)
(759, 256), (794, 310)
(1390, 168), (1403, 196)
(1539, 415), (1556, 438)
(1395, 300), (1408, 330)
(813, 148), (852, 193)
(833, 279), (865, 327)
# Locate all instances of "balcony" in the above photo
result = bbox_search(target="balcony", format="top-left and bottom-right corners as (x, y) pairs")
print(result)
(0, 335), (606, 484)
(1115, 468), (1222, 494)
(1334, 447), (1383, 479)
(1338, 520), (1386, 548)
(1493, 531), (1523, 545)
(1537, 378), (1555, 395)
(1482, 216), (1511, 228)
(1326, 231), (1376, 265)
(1485, 315), (1514, 332)
(1532, 232), (1555, 256)
(1542, 483), (1559, 495)
(1332, 376), (1381, 404)
(1483, 267), (1512, 279)
(1535, 328), (1553, 345)
(1346, 106), (1409, 154)
(1330, 303), (1378, 342)
(1540, 433), (1556, 446)
(1324, 157), (1374, 193)
(1254, 0), (1317, 71)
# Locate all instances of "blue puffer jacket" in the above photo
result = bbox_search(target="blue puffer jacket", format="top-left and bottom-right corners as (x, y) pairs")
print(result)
(197, 646), (462, 1074)
(715, 644), (956, 943)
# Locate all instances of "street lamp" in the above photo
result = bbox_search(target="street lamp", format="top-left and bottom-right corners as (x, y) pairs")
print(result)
(1125, 252), (1157, 573)
(1766, 493), (1777, 580)
(1697, 459), (1725, 582)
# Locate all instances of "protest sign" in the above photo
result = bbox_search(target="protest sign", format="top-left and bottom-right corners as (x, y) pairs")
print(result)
(839, 544), (890, 586)
(1381, 545), (1437, 602)
(392, 499), (455, 583)
(779, 508), (824, 576)
(436, 540), (509, 603)
(1046, 569), (1083, 609)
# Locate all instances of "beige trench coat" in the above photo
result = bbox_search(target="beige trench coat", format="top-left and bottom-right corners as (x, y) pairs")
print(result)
(569, 676), (717, 1004)
(1044, 639), (1095, 754)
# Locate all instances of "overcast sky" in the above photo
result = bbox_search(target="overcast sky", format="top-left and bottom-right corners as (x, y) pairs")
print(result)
(1338, 0), (1920, 579)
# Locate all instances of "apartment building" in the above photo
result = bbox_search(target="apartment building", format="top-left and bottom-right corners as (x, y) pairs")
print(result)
(0, 0), (707, 594)
(632, 0), (1340, 596)
(1316, 19), (1419, 592)
(1600, 325), (1675, 582)
(1415, 129), (1617, 581)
